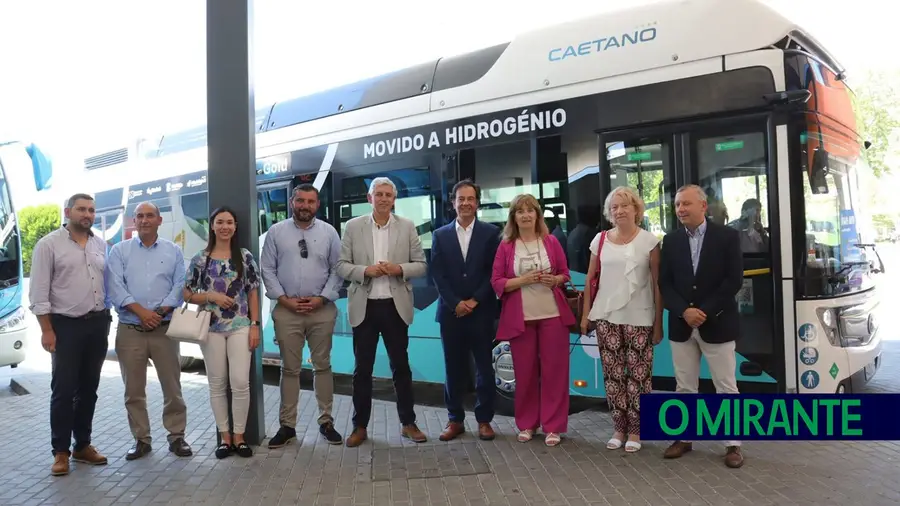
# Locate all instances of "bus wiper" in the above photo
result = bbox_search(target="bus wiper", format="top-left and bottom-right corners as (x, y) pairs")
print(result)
(826, 261), (869, 285)
(854, 243), (885, 274)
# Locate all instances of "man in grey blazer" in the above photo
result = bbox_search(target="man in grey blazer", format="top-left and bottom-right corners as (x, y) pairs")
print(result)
(335, 176), (428, 447)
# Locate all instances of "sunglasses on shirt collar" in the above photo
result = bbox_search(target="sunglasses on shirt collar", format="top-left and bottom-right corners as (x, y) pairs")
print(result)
(298, 239), (308, 259)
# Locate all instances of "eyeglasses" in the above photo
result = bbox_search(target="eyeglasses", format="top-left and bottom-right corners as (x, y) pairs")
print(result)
(298, 239), (308, 259)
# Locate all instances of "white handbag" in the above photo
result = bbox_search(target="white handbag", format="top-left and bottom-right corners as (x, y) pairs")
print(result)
(167, 254), (213, 344)
(166, 301), (211, 344)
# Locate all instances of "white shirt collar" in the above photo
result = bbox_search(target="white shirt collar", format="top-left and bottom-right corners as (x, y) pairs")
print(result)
(455, 219), (475, 233)
(372, 213), (393, 229)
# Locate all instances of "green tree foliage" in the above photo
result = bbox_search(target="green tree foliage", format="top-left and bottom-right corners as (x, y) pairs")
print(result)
(854, 69), (900, 178)
(872, 213), (895, 233)
(19, 203), (60, 276)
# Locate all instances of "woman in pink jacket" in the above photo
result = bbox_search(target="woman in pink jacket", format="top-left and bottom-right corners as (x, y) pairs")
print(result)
(491, 193), (576, 447)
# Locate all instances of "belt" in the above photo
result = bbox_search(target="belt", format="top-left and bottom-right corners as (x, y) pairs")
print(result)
(125, 321), (170, 333)
(55, 309), (109, 320)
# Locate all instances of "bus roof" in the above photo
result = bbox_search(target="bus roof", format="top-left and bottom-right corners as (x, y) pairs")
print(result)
(81, 0), (834, 171)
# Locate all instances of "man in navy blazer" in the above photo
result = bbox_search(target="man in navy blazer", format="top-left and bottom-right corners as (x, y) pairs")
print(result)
(430, 179), (501, 441)
(659, 184), (745, 468)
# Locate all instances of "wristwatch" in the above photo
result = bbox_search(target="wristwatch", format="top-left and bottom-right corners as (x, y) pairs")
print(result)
(250, 321), (260, 327)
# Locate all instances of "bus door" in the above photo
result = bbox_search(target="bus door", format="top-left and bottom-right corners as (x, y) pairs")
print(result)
(685, 119), (780, 390)
(598, 115), (783, 392)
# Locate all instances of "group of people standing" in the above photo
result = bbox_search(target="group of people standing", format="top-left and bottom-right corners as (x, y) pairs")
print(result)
(434, 180), (745, 470)
(31, 193), (266, 476)
(578, 184), (744, 469)
(29, 177), (745, 478)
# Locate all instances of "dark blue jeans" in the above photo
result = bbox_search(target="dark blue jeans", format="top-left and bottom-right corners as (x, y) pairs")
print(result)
(49, 310), (111, 455)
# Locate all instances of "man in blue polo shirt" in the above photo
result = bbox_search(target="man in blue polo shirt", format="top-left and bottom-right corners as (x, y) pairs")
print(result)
(106, 202), (192, 461)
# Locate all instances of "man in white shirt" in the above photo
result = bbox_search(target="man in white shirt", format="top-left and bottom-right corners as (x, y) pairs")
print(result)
(430, 179), (501, 441)
(335, 177), (428, 447)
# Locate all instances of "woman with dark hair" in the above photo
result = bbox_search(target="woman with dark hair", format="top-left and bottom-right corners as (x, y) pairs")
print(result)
(183, 207), (261, 459)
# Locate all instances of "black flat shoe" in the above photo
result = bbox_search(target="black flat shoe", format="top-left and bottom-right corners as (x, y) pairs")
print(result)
(214, 443), (232, 459)
(234, 442), (253, 458)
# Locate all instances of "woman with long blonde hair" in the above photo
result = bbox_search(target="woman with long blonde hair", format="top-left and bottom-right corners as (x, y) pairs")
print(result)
(490, 194), (576, 447)
(581, 186), (663, 453)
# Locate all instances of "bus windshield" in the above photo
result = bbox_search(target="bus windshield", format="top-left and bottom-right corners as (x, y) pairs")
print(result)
(0, 170), (20, 286)
(796, 123), (874, 298)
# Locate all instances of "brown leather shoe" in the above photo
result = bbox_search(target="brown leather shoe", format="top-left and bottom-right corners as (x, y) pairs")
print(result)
(724, 446), (744, 468)
(345, 427), (368, 448)
(401, 423), (427, 443)
(72, 445), (107, 465)
(478, 423), (496, 441)
(663, 441), (693, 459)
(51, 453), (70, 476)
(439, 422), (465, 441)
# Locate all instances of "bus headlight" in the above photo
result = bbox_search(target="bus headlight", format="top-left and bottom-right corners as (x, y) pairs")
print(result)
(0, 307), (27, 333)
(816, 307), (841, 347)
(820, 308), (835, 328)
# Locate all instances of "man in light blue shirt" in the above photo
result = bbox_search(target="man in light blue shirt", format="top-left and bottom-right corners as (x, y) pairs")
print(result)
(105, 202), (192, 461)
(261, 184), (344, 447)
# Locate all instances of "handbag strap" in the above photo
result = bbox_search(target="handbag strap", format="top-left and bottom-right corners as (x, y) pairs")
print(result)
(592, 230), (607, 280)
(183, 253), (213, 307)
(201, 253), (212, 291)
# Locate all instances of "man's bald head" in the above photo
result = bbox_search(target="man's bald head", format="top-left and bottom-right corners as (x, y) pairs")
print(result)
(133, 202), (163, 241)
(134, 202), (160, 217)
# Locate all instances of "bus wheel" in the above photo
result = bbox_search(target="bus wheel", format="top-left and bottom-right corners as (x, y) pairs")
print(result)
(492, 341), (516, 417)
(835, 380), (848, 394)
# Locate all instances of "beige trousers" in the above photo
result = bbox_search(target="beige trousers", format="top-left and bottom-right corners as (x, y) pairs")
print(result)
(272, 303), (337, 427)
(115, 323), (187, 444)
(670, 329), (741, 447)
(201, 326), (252, 434)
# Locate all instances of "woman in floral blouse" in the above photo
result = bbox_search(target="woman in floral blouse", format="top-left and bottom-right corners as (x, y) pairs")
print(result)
(183, 206), (261, 459)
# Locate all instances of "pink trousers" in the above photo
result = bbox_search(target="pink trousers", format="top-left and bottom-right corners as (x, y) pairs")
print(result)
(509, 316), (570, 433)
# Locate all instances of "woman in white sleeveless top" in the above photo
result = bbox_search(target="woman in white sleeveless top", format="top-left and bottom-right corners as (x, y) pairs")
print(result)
(580, 187), (663, 453)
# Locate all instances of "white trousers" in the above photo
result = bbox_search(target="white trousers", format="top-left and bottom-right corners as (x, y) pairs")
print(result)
(670, 329), (741, 447)
(201, 326), (252, 434)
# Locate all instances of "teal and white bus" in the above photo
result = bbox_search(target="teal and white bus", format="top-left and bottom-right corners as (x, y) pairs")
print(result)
(64, 0), (884, 411)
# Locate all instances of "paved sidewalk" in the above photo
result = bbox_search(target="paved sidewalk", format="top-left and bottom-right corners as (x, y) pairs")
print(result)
(2, 343), (900, 506)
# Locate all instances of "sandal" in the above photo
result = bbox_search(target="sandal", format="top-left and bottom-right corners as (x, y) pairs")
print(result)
(545, 432), (561, 447)
(517, 429), (535, 443)
(625, 440), (642, 453)
(607, 438), (623, 450)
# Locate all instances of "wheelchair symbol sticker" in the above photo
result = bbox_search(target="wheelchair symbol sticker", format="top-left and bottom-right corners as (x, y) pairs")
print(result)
(799, 323), (817, 343)
(800, 347), (819, 366)
(801, 370), (820, 389)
